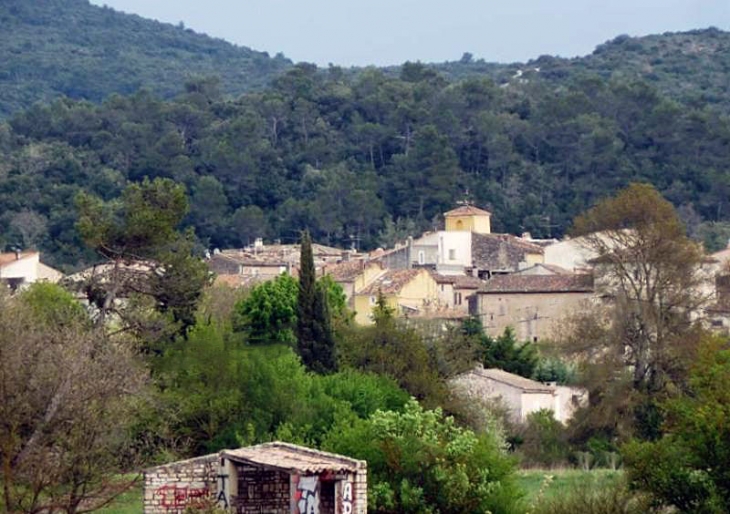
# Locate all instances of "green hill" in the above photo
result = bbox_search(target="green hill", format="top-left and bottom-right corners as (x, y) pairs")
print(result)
(0, 0), (292, 117)
(428, 28), (730, 112)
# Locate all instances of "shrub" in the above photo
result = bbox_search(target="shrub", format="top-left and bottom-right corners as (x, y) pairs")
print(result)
(323, 400), (521, 514)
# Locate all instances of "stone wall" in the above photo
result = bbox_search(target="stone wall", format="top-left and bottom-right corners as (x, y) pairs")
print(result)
(233, 465), (289, 514)
(144, 454), (219, 514)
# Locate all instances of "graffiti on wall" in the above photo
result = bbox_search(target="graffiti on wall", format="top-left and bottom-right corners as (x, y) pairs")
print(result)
(341, 481), (353, 514)
(294, 475), (320, 514)
(153, 484), (209, 510)
(216, 472), (229, 509)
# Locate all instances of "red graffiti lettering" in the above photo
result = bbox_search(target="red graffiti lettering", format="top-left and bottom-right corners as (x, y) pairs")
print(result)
(154, 484), (210, 510)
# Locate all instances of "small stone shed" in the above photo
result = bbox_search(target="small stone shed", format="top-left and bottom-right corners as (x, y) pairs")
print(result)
(144, 442), (367, 514)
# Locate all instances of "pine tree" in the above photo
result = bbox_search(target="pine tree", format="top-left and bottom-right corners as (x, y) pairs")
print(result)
(296, 230), (337, 373)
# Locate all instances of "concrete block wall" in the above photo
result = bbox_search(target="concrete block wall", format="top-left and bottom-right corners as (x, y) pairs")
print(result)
(144, 454), (218, 513)
(233, 465), (289, 513)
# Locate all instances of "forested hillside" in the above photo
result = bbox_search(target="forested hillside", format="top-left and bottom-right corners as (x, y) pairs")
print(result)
(2, 60), (730, 269)
(0, 0), (291, 117)
(431, 28), (730, 113)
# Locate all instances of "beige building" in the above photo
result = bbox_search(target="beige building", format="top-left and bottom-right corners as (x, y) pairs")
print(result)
(323, 260), (386, 307)
(450, 366), (588, 424)
(444, 205), (492, 234)
(354, 268), (441, 325)
(0, 251), (63, 291)
(471, 274), (594, 341)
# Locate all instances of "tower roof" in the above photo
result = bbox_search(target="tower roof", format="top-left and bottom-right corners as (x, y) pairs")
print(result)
(444, 205), (491, 217)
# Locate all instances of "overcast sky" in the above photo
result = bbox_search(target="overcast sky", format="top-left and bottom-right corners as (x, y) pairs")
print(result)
(89, 0), (730, 67)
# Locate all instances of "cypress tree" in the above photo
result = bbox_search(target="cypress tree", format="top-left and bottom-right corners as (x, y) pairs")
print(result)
(296, 230), (337, 373)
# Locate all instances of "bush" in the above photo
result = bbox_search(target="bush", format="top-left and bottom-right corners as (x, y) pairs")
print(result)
(323, 400), (521, 514)
(518, 410), (571, 468)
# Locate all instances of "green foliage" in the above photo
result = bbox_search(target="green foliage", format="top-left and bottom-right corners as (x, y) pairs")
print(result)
(155, 319), (412, 456)
(297, 230), (337, 374)
(232, 274), (299, 345)
(323, 399), (521, 514)
(481, 326), (539, 378)
(518, 410), (571, 468)
(339, 294), (446, 406)
(532, 357), (576, 385)
(622, 337), (730, 512)
(0, 0), (291, 118)
(17, 281), (88, 327)
(3, 38), (730, 268)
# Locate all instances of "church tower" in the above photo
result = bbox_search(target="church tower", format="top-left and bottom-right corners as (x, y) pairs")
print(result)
(444, 205), (491, 234)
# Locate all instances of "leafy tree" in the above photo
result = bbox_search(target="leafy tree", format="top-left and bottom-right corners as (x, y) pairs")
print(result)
(323, 399), (520, 514)
(566, 183), (707, 440)
(0, 289), (147, 514)
(623, 336), (730, 512)
(233, 274), (299, 345)
(75, 177), (210, 336)
(339, 294), (446, 406)
(481, 326), (539, 378)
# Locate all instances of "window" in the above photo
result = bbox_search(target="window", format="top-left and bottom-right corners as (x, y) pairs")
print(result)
(369, 296), (376, 305)
(448, 249), (456, 260)
(418, 251), (425, 265)
(454, 292), (462, 305)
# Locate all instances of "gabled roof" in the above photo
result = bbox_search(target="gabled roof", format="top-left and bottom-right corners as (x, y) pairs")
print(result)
(453, 275), (484, 289)
(472, 367), (555, 393)
(323, 259), (381, 282)
(478, 274), (594, 294)
(222, 442), (364, 474)
(444, 205), (492, 217)
(471, 233), (544, 272)
(358, 269), (423, 295)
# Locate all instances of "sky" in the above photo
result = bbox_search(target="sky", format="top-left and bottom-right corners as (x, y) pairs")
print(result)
(89, 0), (730, 67)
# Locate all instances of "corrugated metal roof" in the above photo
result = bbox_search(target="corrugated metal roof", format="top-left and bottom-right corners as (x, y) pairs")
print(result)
(222, 442), (365, 473)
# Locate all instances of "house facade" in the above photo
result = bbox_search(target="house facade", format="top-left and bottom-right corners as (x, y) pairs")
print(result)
(353, 268), (441, 325)
(450, 366), (587, 424)
(470, 274), (595, 341)
(0, 251), (63, 291)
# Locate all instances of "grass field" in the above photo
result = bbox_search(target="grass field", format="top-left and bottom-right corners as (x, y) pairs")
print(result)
(517, 468), (624, 505)
(98, 484), (142, 514)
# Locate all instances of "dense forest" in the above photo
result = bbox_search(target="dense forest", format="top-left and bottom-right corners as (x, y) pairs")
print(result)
(2, 1), (730, 269)
(0, 0), (291, 117)
(2, 60), (730, 268)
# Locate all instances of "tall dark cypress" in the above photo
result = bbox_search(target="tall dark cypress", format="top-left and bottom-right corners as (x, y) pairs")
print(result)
(297, 230), (317, 369)
(296, 230), (337, 373)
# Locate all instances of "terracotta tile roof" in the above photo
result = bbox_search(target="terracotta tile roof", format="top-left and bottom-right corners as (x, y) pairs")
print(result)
(323, 260), (380, 282)
(453, 275), (484, 289)
(471, 233), (544, 272)
(471, 367), (555, 393)
(0, 251), (38, 267)
(223, 442), (364, 473)
(478, 274), (594, 294)
(444, 205), (492, 217)
(430, 272), (457, 284)
(359, 269), (422, 295)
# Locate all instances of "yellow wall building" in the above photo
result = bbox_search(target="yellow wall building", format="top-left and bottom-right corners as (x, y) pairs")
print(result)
(354, 268), (441, 325)
(444, 205), (492, 234)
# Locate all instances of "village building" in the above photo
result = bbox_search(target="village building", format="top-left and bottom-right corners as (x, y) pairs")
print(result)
(353, 268), (441, 325)
(470, 274), (595, 341)
(0, 251), (63, 291)
(144, 442), (367, 514)
(322, 260), (386, 308)
(450, 366), (588, 424)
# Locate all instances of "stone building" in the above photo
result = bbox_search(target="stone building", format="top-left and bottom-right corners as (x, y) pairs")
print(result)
(450, 366), (587, 424)
(144, 442), (367, 514)
(470, 274), (595, 341)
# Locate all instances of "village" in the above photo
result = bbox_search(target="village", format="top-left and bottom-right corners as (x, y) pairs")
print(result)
(3, 191), (730, 513)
